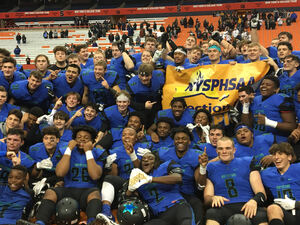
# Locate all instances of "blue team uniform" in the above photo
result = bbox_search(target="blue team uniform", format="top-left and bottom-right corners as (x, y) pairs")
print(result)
(103, 105), (134, 129)
(57, 104), (81, 119)
(9, 79), (53, 112)
(0, 71), (27, 91)
(294, 97), (300, 121)
(59, 144), (106, 188)
(0, 185), (32, 224)
(103, 105), (134, 143)
(110, 145), (142, 179)
(29, 143), (62, 173)
(52, 75), (84, 98)
(235, 134), (274, 165)
(126, 71), (164, 106)
(81, 70), (119, 107)
(152, 136), (174, 152)
(132, 52), (142, 66)
(279, 70), (300, 97)
(109, 56), (128, 90)
(235, 55), (247, 63)
(59, 129), (73, 143)
(207, 157), (256, 204)
(191, 129), (203, 146)
(80, 58), (94, 70)
(261, 163), (300, 200)
(196, 143), (218, 161)
(155, 108), (195, 127)
(137, 160), (185, 216)
(0, 148), (35, 184)
(158, 147), (201, 195)
(250, 93), (294, 141)
(0, 103), (20, 122)
(71, 112), (103, 132)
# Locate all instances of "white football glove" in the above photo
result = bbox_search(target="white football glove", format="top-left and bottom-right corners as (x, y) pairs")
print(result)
(32, 178), (48, 197)
(137, 147), (151, 157)
(128, 168), (152, 192)
(274, 195), (296, 211)
(37, 114), (54, 126)
(200, 124), (210, 143)
(36, 157), (53, 170)
(105, 153), (117, 169)
(152, 49), (163, 63)
(186, 123), (197, 132)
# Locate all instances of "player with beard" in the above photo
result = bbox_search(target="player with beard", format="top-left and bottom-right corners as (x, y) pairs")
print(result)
(148, 98), (194, 142)
(242, 75), (296, 143)
(17, 125), (106, 225)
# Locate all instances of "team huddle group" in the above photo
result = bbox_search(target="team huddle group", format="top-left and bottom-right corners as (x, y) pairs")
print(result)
(0, 22), (300, 225)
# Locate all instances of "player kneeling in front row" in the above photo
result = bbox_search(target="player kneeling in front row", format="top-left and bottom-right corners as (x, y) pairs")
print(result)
(17, 125), (107, 225)
(97, 151), (196, 225)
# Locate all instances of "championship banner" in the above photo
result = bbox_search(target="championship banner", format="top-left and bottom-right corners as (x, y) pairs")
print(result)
(162, 62), (270, 125)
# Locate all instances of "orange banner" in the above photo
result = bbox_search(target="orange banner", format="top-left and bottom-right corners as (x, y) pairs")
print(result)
(162, 62), (270, 125)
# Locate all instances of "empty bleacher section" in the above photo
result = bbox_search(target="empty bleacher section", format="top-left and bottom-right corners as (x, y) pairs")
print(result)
(97, 0), (123, 9)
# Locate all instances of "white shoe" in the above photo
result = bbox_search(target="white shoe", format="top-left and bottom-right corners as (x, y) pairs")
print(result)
(95, 213), (118, 225)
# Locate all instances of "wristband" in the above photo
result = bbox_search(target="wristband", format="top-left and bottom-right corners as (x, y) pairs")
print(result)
(252, 192), (266, 207)
(265, 117), (278, 128)
(129, 151), (138, 161)
(199, 165), (207, 175)
(85, 150), (93, 160)
(64, 147), (71, 156)
(242, 102), (250, 114)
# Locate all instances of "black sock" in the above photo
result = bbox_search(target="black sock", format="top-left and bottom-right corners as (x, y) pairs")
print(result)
(269, 219), (284, 225)
(36, 199), (56, 224)
(86, 199), (102, 221)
